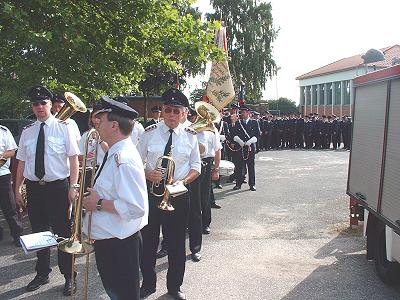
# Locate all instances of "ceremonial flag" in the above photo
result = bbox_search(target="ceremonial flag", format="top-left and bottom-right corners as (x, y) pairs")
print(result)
(205, 25), (235, 111)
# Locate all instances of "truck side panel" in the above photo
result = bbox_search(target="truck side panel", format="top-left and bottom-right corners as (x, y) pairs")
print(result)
(348, 81), (387, 210)
(381, 79), (400, 226)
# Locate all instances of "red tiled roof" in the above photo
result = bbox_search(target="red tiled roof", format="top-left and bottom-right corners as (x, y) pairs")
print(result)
(296, 45), (400, 80)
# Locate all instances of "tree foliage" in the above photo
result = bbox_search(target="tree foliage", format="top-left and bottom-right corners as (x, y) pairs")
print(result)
(0, 0), (222, 118)
(208, 0), (278, 103)
(189, 87), (206, 103)
(268, 97), (298, 114)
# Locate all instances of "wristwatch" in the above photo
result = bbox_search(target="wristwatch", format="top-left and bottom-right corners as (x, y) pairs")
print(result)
(96, 199), (103, 211)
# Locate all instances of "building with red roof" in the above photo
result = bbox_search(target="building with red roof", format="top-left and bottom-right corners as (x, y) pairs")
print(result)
(296, 45), (400, 117)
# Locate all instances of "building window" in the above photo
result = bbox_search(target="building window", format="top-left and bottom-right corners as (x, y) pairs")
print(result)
(327, 83), (332, 105)
(343, 80), (350, 105)
(319, 84), (325, 105)
(334, 82), (341, 105)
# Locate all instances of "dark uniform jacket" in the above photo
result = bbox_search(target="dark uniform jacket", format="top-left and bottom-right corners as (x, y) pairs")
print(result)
(230, 119), (261, 152)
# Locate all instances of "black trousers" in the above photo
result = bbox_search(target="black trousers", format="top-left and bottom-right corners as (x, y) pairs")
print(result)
(0, 174), (23, 239)
(188, 177), (202, 254)
(200, 157), (213, 229)
(235, 148), (255, 187)
(26, 179), (72, 277)
(140, 191), (189, 293)
(94, 233), (141, 300)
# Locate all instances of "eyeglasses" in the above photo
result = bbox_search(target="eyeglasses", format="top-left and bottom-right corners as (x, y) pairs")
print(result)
(164, 107), (181, 115)
(32, 101), (49, 106)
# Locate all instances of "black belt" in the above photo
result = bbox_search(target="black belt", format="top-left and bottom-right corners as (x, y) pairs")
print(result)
(26, 178), (67, 186)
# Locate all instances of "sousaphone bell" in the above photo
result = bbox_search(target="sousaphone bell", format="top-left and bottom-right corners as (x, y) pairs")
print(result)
(189, 101), (221, 133)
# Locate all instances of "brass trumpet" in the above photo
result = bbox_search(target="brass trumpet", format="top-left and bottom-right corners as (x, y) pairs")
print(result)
(150, 148), (176, 211)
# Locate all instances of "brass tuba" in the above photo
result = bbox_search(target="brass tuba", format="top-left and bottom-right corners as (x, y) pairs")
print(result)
(56, 92), (87, 121)
(150, 148), (176, 211)
(58, 127), (100, 300)
(189, 101), (221, 133)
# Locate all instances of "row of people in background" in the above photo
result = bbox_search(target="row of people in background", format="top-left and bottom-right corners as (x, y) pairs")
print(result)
(254, 113), (352, 151)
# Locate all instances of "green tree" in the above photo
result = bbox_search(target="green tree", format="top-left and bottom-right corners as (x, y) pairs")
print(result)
(208, 0), (278, 103)
(0, 0), (222, 118)
(267, 97), (298, 114)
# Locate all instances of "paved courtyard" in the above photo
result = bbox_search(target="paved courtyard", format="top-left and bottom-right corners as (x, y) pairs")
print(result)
(1, 149), (400, 299)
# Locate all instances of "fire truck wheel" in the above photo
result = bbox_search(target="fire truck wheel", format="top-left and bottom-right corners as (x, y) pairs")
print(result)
(374, 226), (400, 285)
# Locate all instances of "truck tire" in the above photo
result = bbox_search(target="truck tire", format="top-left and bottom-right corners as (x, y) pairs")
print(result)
(374, 225), (400, 284)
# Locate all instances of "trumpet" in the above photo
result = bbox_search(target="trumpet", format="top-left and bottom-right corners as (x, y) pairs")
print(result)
(150, 148), (176, 211)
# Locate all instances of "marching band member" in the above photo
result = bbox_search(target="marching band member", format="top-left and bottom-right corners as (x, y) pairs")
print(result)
(231, 105), (260, 191)
(82, 96), (148, 300)
(138, 88), (201, 300)
(145, 105), (162, 127)
(181, 107), (203, 262)
(15, 85), (80, 295)
(0, 124), (23, 247)
(113, 96), (145, 146)
(197, 126), (222, 236)
(78, 106), (108, 190)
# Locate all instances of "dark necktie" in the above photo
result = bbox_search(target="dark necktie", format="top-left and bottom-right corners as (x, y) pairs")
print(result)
(35, 123), (45, 179)
(153, 129), (173, 195)
(93, 151), (108, 185)
(163, 129), (174, 156)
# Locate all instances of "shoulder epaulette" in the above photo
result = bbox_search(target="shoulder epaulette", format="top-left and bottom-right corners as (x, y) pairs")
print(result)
(58, 119), (68, 125)
(114, 152), (122, 167)
(185, 127), (197, 135)
(0, 125), (7, 131)
(145, 124), (157, 132)
(23, 123), (35, 130)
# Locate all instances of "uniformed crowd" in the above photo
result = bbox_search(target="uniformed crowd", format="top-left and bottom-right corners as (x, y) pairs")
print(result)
(251, 112), (352, 151)
(0, 85), (264, 300)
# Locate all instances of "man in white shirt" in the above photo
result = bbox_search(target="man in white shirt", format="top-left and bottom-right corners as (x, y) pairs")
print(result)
(0, 125), (23, 246)
(197, 128), (222, 237)
(138, 88), (201, 300)
(15, 85), (80, 295)
(82, 96), (148, 300)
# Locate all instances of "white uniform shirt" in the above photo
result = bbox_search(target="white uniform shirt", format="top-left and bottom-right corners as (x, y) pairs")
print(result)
(197, 127), (222, 159)
(130, 121), (145, 145)
(66, 118), (81, 142)
(83, 138), (148, 240)
(16, 115), (80, 181)
(137, 121), (201, 181)
(0, 125), (18, 177)
(79, 130), (105, 167)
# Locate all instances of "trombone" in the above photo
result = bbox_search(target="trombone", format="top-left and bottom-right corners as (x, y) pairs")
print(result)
(56, 92), (99, 299)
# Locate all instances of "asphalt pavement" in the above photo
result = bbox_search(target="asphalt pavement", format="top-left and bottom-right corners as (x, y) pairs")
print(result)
(1, 149), (400, 299)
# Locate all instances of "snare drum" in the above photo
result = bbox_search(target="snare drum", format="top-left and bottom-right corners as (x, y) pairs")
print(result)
(219, 160), (235, 176)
